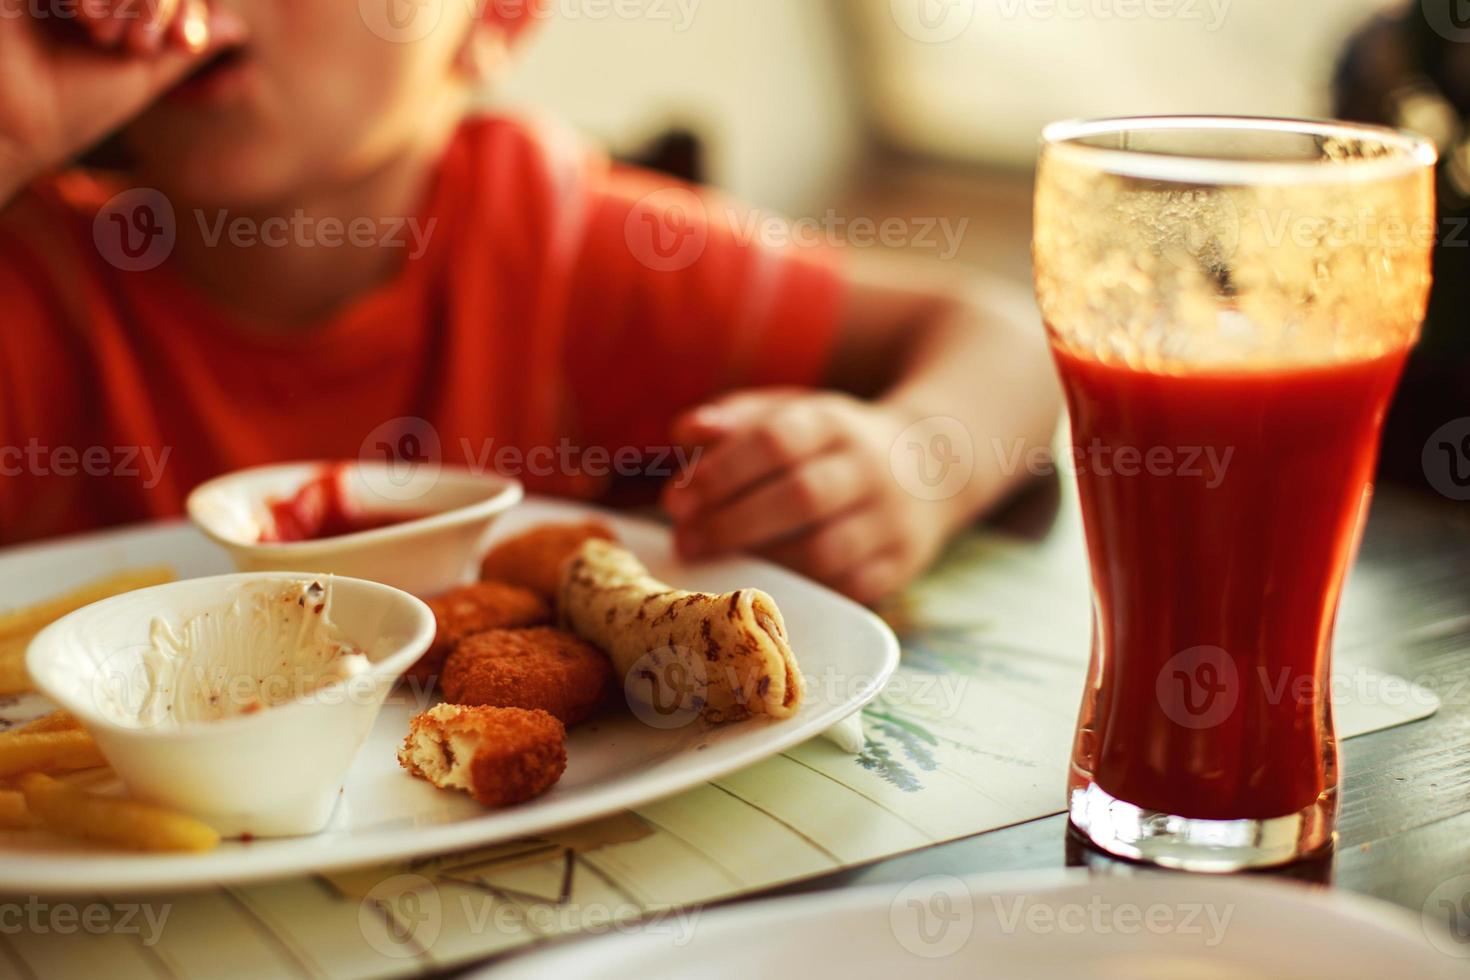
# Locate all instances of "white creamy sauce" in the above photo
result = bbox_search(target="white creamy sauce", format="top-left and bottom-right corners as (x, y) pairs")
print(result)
(115, 579), (371, 728)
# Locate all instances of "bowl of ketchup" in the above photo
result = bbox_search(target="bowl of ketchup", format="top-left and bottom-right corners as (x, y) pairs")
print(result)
(187, 462), (523, 596)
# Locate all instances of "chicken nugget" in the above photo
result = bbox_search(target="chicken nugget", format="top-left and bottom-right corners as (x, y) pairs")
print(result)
(442, 627), (614, 726)
(398, 704), (566, 807)
(407, 582), (552, 685)
(479, 521), (617, 599)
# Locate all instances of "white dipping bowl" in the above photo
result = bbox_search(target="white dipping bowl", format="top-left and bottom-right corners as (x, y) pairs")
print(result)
(187, 461), (523, 597)
(26, 572), (435, 838)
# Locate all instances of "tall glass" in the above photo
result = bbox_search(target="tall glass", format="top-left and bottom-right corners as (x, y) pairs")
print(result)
(1034, 117), (1436, 870)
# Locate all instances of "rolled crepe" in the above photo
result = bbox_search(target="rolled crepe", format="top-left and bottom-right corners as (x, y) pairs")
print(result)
(559, 540), (804, 723)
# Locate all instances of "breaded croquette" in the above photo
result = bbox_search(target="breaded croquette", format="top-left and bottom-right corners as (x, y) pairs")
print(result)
(442, 627), (614, 726)
(398, 704), (566, 807)
(407, 581), (552, 684)
(478, 521), (617, 599)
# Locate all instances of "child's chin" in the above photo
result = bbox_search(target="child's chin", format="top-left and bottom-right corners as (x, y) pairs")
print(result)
(129, 149), (302, 212)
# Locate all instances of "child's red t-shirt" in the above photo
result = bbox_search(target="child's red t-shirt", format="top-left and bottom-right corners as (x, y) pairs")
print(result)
(0, 115), (844, 544)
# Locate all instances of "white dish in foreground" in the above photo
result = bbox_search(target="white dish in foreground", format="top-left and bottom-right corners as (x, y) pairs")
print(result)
(485, 869), (1465, 980)
(26, 573), (435, 837)
(0, 498), (899, 894)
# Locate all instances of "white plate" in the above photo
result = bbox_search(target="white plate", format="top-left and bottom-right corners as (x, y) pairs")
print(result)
(0, 499), (899, 894)
(484, 869), (1465, 980)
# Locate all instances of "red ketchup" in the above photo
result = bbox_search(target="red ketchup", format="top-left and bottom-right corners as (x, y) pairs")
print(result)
(1057, 343), (1409, 820)
(259, 468), (425, 543)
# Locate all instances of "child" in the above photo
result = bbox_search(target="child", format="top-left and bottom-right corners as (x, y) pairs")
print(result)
(0, 0), (1057, 604)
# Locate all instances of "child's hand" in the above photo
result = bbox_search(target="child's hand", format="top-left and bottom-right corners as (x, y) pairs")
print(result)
(663, 389), (954, 605)
(0, 0), (242, 197)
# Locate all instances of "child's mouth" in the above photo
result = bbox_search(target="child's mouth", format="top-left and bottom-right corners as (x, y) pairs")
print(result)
(166, 46), (255, 106)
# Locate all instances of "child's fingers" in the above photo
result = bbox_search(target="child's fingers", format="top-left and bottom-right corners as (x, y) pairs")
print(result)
(669, 388), (805, 448)
(756, 506), (895, 584)
(829, 551), (907, 607)
(678, 450), (871, 558)
(666, 398), (844, 520)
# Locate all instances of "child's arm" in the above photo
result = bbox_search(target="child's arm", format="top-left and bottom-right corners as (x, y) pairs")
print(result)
(0, 1), (236, 206)
(663, 256), (1060, 604)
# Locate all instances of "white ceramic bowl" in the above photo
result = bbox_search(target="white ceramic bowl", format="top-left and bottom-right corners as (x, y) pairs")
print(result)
(186, 461), (523, 596)
(26, 572), (435, 838)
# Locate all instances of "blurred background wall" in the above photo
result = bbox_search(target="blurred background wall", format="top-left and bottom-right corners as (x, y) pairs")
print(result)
(492, 0), (866, 216)
(491, 0), (1402, 214)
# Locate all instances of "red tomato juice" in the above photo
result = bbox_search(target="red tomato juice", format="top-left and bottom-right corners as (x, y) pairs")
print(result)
(1056, 342), (1410, 820)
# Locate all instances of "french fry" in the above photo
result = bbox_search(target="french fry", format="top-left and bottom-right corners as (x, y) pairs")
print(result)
(0, 731), (105, 778)
(0, 789), (33, 830)
(0, 566), (177, 694)
(0, 647), (30, 695)
(18, 773), (219, 852)
(0, 567), (175, 642)
(14, 711), (80, 734)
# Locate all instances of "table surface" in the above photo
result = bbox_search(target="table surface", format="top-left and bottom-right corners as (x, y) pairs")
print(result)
(759, 479), (1470, 914)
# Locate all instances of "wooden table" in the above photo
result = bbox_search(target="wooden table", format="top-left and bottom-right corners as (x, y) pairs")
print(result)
(766, 480), (1470, 914)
